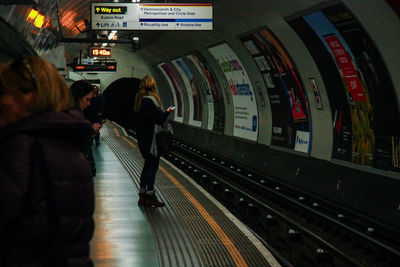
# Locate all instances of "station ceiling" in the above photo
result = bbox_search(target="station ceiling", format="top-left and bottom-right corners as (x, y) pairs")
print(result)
(3, 0), (329, 64)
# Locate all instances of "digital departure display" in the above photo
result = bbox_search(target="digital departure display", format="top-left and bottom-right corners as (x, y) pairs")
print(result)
(73, 62), (117, 72)
(90, 48), (112, 58)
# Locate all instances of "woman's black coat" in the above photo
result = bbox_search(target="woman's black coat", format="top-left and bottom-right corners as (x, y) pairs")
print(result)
(136, 97), (169, 158)
(0, 110), (94, 266)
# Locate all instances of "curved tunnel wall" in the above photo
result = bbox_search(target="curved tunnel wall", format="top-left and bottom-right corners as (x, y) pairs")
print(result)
(143, 0), (400, 172)
(1, 0), (399, 229)
(132, 0), (400, 227)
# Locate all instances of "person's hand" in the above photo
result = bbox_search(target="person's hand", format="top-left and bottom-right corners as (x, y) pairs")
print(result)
(166, 106), (175, 112)
(92, 123), (102, 133)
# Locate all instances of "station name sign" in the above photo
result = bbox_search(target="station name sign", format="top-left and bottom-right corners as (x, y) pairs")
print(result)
(91, 2), (213, 30)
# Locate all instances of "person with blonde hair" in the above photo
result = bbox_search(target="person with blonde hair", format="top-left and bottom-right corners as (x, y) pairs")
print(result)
(134, 75), (174, 207)
(0, 56), (94, 266)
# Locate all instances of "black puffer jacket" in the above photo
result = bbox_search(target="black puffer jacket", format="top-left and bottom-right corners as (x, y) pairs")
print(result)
(0, 110), (94, 266)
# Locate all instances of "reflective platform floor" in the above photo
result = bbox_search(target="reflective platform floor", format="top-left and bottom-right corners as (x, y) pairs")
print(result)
(90, 121), (280, 267)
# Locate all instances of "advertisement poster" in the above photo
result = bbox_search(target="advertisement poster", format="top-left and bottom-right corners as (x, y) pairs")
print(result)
(289, 4), (400, 171)
(241, 29), (311, 152)
(187, 54), (215, 130)
(208, 43), (258, 141)
(157, 63), (184, 122)
(171, 58), (202, 127)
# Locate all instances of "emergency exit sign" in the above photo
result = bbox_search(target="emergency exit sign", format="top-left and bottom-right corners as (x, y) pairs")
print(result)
(91, 2), (213, 30)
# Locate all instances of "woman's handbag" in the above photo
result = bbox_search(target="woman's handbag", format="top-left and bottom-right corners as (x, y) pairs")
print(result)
(143, 95), (174, 156)
(156, 120), (173, 155)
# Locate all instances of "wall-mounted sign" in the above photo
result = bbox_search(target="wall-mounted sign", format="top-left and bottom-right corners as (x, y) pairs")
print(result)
(294, 131), (311, 153)
(91, 2), (212, 30)
(309, 78), (323, 110)
(90, 47), (112, 58)
(94, 6), (128, 15)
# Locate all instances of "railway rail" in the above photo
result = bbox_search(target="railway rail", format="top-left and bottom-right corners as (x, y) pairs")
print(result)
(163, 139), (400, 267)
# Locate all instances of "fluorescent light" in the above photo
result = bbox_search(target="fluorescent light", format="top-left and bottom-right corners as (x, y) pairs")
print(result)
(33, 14), (45, 28)
(26, 9), (38, 21)
(108, 30), (117, 40)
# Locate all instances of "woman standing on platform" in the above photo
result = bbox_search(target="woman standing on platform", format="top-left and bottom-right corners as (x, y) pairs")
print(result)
(134, 75), (174, 207)
(70, 80), (102, 177)
(0, 56), (94, 266)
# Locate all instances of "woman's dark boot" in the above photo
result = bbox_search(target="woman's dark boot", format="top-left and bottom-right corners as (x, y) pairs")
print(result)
(145, 191), (165, 207)
(138, 193), (146, 206)
(138, 188), (147, 206)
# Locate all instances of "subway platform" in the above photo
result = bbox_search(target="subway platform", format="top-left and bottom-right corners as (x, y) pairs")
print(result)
(89, 121), (280, 267)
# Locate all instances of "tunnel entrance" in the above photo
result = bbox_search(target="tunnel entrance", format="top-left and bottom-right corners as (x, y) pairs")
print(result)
(103, 77), (140, 130)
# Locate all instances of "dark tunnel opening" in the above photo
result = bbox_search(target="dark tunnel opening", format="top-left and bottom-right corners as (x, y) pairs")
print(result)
(103, 77), (140, 130)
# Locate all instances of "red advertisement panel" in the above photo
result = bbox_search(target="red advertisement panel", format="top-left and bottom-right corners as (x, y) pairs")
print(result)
(325, 36), (366, 101)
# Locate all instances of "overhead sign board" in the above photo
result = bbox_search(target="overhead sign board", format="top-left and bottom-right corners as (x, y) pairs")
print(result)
(91, 2), (213, 30)
(94, 6), (127, 15)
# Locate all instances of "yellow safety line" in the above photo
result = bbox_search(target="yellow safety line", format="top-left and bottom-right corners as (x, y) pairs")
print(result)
(118, 134), (247, 265)
(121, 136), (136, 148)
(159, 165), (248, 267)
(113, 128), (120, 137)
(110, 122), (248, 266)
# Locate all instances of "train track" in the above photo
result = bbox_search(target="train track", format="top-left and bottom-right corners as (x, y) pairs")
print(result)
(165, 139), (400, 267)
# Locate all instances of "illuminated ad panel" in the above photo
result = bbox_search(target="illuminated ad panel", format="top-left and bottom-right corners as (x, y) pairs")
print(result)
(241, 29), (311, 153)
(171, 58), (202, 127)
(208, 43), (258, 141)
(157, 63), (184, 122)
(289, 4), (400, 171)
(187, 52), (226, 133)
(187, 54), (215, 130)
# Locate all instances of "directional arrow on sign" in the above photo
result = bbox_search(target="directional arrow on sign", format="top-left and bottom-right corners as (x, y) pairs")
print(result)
(96, 7), (100, 12)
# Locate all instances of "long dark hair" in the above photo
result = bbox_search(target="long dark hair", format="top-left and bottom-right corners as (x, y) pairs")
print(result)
(70, 80), (93, 110)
